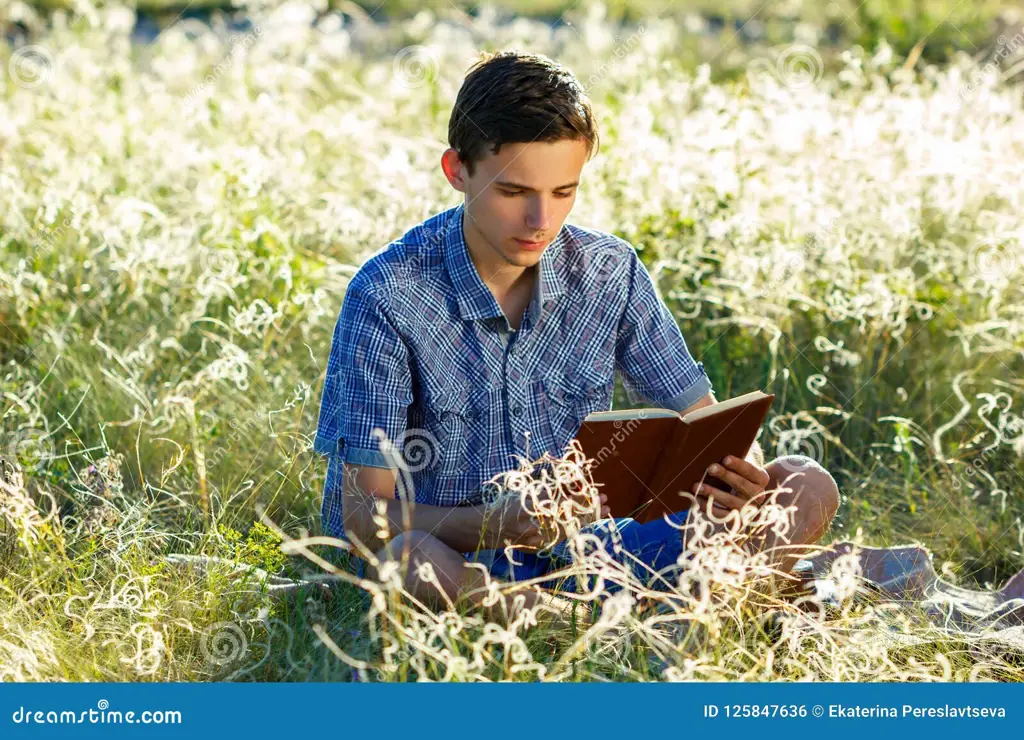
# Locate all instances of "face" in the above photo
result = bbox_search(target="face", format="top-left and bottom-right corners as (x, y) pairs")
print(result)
(441, 138), (590, 270)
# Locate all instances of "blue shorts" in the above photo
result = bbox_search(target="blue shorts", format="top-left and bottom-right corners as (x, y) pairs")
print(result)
(346, 509), (691, 596)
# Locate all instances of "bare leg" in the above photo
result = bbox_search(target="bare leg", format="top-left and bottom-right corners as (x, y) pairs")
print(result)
(756, 455), (840, 574)
(369, 531), (590, 625)
(680, 454), (840, 580)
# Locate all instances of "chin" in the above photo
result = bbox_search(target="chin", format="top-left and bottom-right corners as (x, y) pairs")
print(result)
(510, 251), (544, 267)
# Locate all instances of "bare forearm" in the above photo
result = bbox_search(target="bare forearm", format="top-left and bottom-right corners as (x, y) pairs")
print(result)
(342, 490), (490, 553)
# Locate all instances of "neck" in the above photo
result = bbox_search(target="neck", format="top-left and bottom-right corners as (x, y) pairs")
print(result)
(461, 209), (534, 299)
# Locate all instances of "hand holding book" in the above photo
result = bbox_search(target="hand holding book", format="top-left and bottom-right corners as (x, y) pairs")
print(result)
(572, 390), (776, 524)
(693, 454), (772, 515)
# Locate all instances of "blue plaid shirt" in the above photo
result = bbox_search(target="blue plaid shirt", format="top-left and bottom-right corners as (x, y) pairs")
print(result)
(314, 202), (712, 539)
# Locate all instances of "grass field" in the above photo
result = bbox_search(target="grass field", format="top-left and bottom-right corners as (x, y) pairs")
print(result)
(2, 1), (1024, 681)
(14, 0), (1024, 60)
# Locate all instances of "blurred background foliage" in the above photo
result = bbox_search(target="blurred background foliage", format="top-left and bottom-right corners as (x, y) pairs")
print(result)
(15, 0), (1024, 63)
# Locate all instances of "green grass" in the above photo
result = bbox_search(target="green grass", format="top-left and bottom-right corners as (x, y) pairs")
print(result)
(2, 2), (1023, 681)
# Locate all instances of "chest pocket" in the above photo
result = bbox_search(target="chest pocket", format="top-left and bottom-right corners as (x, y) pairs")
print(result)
(540, 373), (614, 456)
(420, 382), (491, 477)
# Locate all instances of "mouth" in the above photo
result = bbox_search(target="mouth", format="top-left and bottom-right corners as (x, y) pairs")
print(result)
(513, 238), (546, 251)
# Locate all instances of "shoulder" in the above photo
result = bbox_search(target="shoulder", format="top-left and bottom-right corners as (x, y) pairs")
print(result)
(345, 207), (455, 309)
(555, 222), (639, 294)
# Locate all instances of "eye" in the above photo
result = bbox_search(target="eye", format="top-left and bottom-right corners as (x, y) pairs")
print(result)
(555, 191), (575, 199)
(498, 189), (521, 197)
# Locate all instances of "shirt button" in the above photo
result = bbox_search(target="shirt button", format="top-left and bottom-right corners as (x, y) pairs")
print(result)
(511, 404), (523, 417)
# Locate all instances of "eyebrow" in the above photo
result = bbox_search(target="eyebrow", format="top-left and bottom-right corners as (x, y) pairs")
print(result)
(494, 180), (579, 192)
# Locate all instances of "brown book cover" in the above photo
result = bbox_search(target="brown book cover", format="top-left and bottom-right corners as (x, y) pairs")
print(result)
(572, 390), (775, 524)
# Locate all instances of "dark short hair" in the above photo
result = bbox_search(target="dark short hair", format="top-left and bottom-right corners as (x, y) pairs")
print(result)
(448, 50), (600, 177)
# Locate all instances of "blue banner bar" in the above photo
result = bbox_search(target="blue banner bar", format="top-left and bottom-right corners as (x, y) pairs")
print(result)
(0, 683), (1017, 738)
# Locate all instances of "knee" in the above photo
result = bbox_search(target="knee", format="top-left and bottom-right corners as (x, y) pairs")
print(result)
(372, 529), (437, 570)
(370, 530), (460, 597)
(767, 455), (839, 536)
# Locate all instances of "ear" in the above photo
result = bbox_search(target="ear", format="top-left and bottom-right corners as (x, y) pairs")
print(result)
(440, 148), (467, 193)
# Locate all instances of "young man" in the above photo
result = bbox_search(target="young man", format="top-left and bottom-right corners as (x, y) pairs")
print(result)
(314, 51), (839, 619)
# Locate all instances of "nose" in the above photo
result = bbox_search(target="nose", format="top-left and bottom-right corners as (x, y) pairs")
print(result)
(525, 196), (551, 232)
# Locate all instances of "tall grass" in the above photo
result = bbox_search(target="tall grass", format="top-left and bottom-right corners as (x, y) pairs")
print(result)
(1, 1), (1023, 681)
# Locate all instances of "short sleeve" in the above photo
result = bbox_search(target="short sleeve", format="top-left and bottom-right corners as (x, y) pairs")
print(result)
(614, 247), (712, 412)
(314, 283), (413, 468)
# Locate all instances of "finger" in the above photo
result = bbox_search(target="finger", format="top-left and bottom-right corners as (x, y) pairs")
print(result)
(721, 455), (770, 486)
(707, 463), (762, 500)
(568, 490), (603, 507)
(521, 522), (543, 545)
(695, 494), (731, 518)
(692, 481), (748, 511)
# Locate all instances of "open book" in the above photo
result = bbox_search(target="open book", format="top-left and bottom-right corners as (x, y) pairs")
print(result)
(572, 390), (775, 524)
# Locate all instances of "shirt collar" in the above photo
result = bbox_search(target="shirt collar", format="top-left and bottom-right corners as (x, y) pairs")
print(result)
(442, 202), (566, 323)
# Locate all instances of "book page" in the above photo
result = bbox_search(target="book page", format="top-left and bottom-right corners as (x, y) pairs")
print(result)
(582, 408), (681, 422)
(681, 390), (768, 423)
